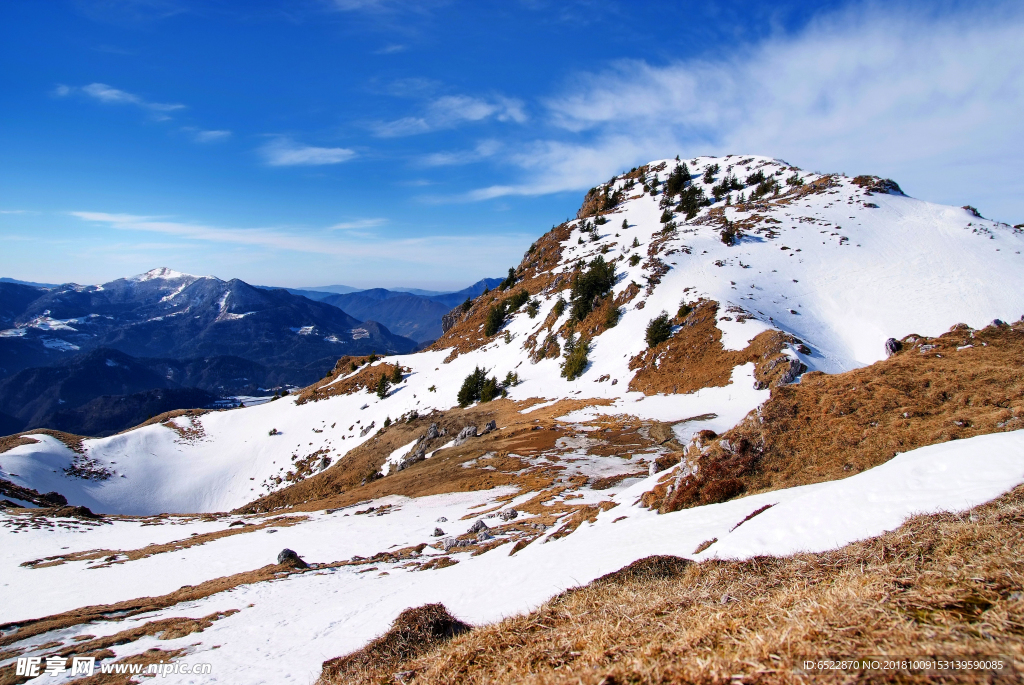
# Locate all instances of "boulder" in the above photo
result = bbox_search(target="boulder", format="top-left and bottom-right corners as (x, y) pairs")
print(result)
(433, 527), (445, 537)
(476, 531), (493, 542)
(480, 420), (497, 435)
(453, 425), (477, 446)
(885, 338), (903, 356)
(498, 509), (518, 521)
(277, 548), (308, 569)
(436, 516), (448, 522)
(468, 520), (489, 534)
(425, 423), (440, 441)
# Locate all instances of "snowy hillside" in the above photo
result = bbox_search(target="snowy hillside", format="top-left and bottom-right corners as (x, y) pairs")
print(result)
(2, 154), (1024, 683)
(4, 155), (1022, 514)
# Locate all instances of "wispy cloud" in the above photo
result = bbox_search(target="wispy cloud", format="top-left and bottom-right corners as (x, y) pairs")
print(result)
(421, 139), (502, 166)
(68, 211), (528, 267)
(374, 43), (407, 54)
(455, 3), (1024, 218)
(259, 138), (356, 166)
(55, 82), (186, 114)
(328, 218), (387, 230)
(373, 95), (526, 137)
(192, 129), (232, 143)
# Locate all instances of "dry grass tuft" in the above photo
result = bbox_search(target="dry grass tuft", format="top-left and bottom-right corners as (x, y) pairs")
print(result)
(319, 604), (471, 685)
(319, 485), (1024, 684)
(646, 320), (1024, 512)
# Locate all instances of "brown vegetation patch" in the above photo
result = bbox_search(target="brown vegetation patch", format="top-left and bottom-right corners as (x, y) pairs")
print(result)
(647, 320), (1024, 512)
(432, 221), (571, 361)
(234, 398), (611, 515)
(19, 515), (306, 569)
(628, 300), (802, 396)
(295, 358), (404, 405)
(319, 604), (471, 685)
(0, 429), (85, 455)
(320, 485), (1024, 684)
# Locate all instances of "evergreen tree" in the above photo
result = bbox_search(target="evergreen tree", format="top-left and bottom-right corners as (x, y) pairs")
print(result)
(390, 365), (402, 384)
(622, 219), (629, 230)
(376, 374), (390, 399)
(645, 312), (673, 347)
(461, 296), (472, 313)
(485, 301), (507, 336)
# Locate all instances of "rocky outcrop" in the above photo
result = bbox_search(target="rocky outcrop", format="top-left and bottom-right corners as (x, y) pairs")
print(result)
(441, 306), (465, 334)
(453, 425), (477, 446)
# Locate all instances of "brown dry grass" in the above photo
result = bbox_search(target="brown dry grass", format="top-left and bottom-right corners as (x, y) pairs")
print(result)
(18, 514), (306, 569)
(0, 428), (85, 455)
(295, 358), (404, 405)
(319, 484), (1024, 685)
(628, 300), (801, 396)
(320, 604), (471, 685)
(234, 397), (613, 515)
(648, 320), (1024, 512)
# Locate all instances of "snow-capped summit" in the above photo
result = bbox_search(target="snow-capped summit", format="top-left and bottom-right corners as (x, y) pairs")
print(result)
(128, 267), (198, 282)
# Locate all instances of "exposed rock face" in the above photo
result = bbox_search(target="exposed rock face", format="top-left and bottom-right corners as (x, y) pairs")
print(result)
(885, 338), (903, 357)
(441, 306), (464, 334)
(453, 425), (477, 446)
(425, 422), (440, 440)
(277, 548), (308, 569)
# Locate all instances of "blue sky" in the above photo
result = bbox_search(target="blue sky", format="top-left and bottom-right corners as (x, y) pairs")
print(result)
(1, 0), (1021, 290)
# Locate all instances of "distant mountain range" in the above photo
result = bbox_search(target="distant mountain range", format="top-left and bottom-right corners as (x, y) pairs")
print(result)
(262, 278), (503, 343)
(0, 269), (500, 436)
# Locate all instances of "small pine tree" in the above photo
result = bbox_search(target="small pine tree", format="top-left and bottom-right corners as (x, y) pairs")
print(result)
(349, 361), (357, 372)
(552, 297), (566, 318)
(629, 254), (641, 266)
(702, 164), (719, 184)
(645, 312), (673, 347)
(632, 237), (640, 247)
(461, 296), (472, 313)
(560, 334), (590, 381)
(383, 416), (391, 428)
(622, 219), (629, 230)
(605, 304), (620, 328)
(376, 374), (390, 399)
(677, 302), (693, 318)
(485, 301), (506, 336)
(526, 298), (540, 318)
(480, 376), (500, 402)
(390, 365), (402, 384)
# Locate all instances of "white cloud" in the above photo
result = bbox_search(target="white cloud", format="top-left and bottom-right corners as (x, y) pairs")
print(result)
(328, 218), (387, 230)
(61, 82), (187, 112)
(259, 138), (356, 166)
(374, 95), (526, 137)
(374, 44), (407, 54)
(421, 139), (502, 166)
(68, 211), (528, 268)
(192, 129), (231, 143)
(461, 4), (1024, 219)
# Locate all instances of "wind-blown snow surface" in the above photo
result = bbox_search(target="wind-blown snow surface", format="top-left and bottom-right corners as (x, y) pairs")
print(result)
(2, 431), (1023, 684)
(6, 156), (1023, 516)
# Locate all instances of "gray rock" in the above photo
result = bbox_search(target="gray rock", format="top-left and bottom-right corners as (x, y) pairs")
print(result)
(436, 516), (448, 522)
(425, 422), (440, 441)
(442, 306), (467, 334)
(433, 527), (445, 536)
(453, 425), (477, 446)
(441, 536), (470, 551)
(777, 359), (807, 385)
(468, 519), (489, 534)
(993, 319), (1007, 327)
(277, 548), (308, 568)
(648, 461), (659, 476)
(884, 337), (903, 356)
(317, 456), (331, 471)
(359, 421), (376, 437)
(498, 508), (518, 521)
(476, 531), (493, 542)
(480, 420), (497, 435)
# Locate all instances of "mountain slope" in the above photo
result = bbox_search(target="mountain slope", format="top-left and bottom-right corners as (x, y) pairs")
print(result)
(2, 154), (1024, 684)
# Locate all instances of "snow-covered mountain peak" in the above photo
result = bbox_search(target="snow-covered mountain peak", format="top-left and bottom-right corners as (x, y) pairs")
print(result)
(128, 267), (198, 283)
